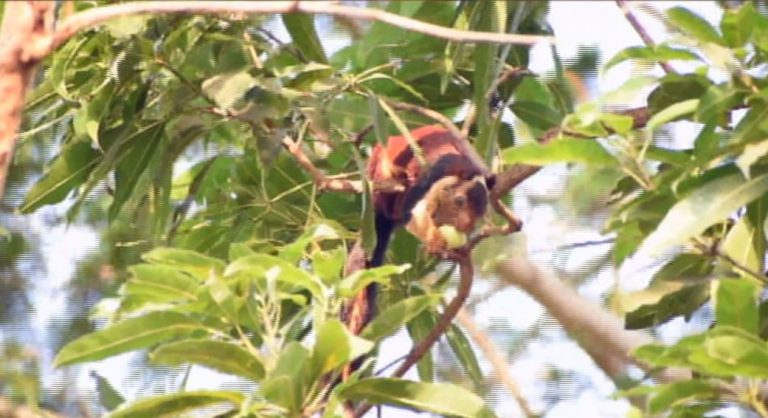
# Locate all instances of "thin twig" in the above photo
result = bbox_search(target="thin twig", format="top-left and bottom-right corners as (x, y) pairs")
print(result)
(353, 253), (475, 418)
(48, 1), (554, 55)
(615, 0), (674, 74)
(455, 308), (536, 418)
(693, 238), (768, 285)
(281, 135), (405, 194)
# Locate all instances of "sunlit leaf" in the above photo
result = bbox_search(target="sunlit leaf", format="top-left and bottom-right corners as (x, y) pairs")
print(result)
(640, 171), (768, 256)
(107, 391), (243, 418)
(54, 312), (206, 367)
(666, 7), (724, 45)
(502, 138), (616, 167)
(339, 378), (495, 418)
(150, 339), (265, 381)
(713, 278), (759, 334)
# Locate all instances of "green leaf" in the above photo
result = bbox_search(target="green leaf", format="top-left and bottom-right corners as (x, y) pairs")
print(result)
(604, 45), (700, 72)
(312, 247), (346, 284)
(110, 121), (164, 219)
(736, 141), (768, 179)
(647, 99), (699, 130)
(312, 319), (374, 377)
(359, 73), (427, 103)
(695, 83), (743, 124)
(91, 372), (125, 411)
(282, 14), (328, 64)
(407, 310), (436, 382)
(107, 391), (243, 418)
(640, 171), (768, 256)
(703, 326), (768, 378)
(123, 264), (199, 303)
(150, 340), (265, 381)
(446, 324), (484, 388)
(337, 264), (410, 298)
(340, 378), (495, 418)
(143, 247), (225, 281)
(361, 295), (439, 341)
(666, 7), (724, 45)
(225, 253), (325, 300)
(714, 279), (759, 333)
(721, 216), (762, 275)
(720, 2), (755, 48)
(201, 71), (257, 110)
(502, 138), (617, 167)
(54, 312), (205, 367)
(625, 284), (709, 330)
(648, 381), (718, 414)
(652, 253), (711, 282)
(261, 342), (310, 413)
(648, 74), (710, 115)
(510, 100), (562, 131)
(19, 139), (100, 213)
(730, 101), (768, 145)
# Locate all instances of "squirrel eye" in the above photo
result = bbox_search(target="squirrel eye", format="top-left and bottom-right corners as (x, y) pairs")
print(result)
(454, 195), (466, 207)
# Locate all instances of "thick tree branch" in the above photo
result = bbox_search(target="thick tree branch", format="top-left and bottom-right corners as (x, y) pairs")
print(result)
(496, 256), (690, 384)
(455, 308), (535, 418)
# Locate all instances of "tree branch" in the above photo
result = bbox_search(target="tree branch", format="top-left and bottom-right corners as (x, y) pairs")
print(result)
(353, 252), (475, 417)
(615, 0), (674, 74)
(496, 256), (690, 384)
(50, 1), (554, 54)
(455, 308), (536, 418)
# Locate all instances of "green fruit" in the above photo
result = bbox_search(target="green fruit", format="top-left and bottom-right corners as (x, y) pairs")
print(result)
(438, 225), (467, 249)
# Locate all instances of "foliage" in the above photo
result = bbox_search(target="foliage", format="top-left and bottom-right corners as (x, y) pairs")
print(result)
(15, 0), (768, 417)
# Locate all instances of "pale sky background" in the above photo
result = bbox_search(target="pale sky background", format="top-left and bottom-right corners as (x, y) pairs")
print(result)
(22, 2), (726, 418)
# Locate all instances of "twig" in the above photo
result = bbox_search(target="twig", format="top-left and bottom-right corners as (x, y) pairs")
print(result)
(455, 308), (536, 418)
(281, 135), (405, 194)
(615, 0), (674, 74)
(693, 238), (768, 285)
(353, 252), (475, 418)
(461, 66), (531, 139)
(49, 1), (554, 54)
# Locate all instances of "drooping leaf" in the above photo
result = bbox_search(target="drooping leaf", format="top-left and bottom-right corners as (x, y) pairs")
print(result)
(339, 378), (496, 418)
(54, 312), (205, 367)
(361, 295), (439, 341)
(91, 372), (125, 411)
(143, 247), (225, 281)
(648, 380), (718, 414)
(713, 278), (759, 334)
(20, 139), (101, 213)
(502, 138), (617, 167)
(107, 391), (243, 418)
(510, 100), (562, 131)
(640, 171), (768, 256)
(150, 339), (265, 381)
(312, 319), (374, 377)
(446, 324), (484, 388)
(282, 14), (328, 64)
(666, 7), (724, 45)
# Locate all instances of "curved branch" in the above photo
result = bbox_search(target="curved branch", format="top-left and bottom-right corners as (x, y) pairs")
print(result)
(353, 252), (475, 417)
(50, 1), (554, 54)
